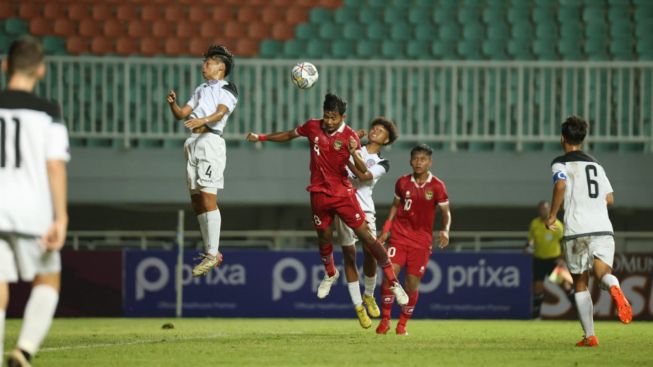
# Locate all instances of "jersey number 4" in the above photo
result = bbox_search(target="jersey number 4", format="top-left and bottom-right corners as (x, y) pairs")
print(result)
(0, 117), (21, 168)
(585, 165), (598, 198)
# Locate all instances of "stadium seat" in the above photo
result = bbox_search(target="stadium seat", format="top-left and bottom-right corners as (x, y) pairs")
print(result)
(224, 22), (242, 39)
(188, 6), (210, 22)
(104, 19), (125, 38)
(366, 22), (387, 41)
(458, 40), (484, 60)
(355, 40), (379, 58)
(153, 20), (174, 38)
(128, 22), (150, 38)
(53, 19), (75, 37)
(432, 40), (458, 59)
(177, 21), (194, 38)
(463, 22), (484, 40)
(510, 21), (534, 40)
(334, 7), (357, 24)
(67, 3), (89, 21)
(272, 23), (295, 40)
(117, 37), (139, 55)
(507, 39), (534, 60)
(381, 40), (405, 59)
(408, 7), (432, 24)
(235, 38), (258, 57)
(343, 23), (364, 41)
(0, 3), (15, 18)
(28, 18), (50, 37)
(309, 8), (332, 23)
(43, 2), (65, 19)
(483, 39), (509, 60)
(295, 23), (315, 40)
(117, 5), (138, 21)
(140, 37), (161, 56)
(261, 7), (284, 24)
(91, 37), (114, 55)
(487, 23), (510, 41)
(141, 5), (161, 22)
(286, 7), (309, 23)
(331, 39), (355, 59)
(42, 36), (67, 55)
(439, 22), (461, 41)
(259, 40), (281, 58)
(415, 23), (436, 42)
(66, 36), (89, 54)
(390, 22), (412, 41)
(319, 22), (341, 39)
(406, 40), (432, 59)
(92, 4), (112, 21)
(248, 23), (270, 40)
(238, 7), (260, 23)
(306, 39), (328, 59)
(282, 39), (305, 58)
(433, 7), (457, 25)
(18, 3), (40, 18)
(383, 8), (408, 24)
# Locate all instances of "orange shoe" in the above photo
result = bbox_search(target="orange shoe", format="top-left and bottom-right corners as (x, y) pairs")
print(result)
(396, 323), (408, 336)
(610, 286), (633, 324)
(576, 335), (599, 347)
(376, 319), (390, 335)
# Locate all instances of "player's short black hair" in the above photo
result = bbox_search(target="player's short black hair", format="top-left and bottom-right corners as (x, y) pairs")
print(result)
(323, 93), (347, 115)
(410, 144), (433, 157)
(370, 116), (398, 145)
(561, 115), (588, 145)
(6, 35), (43, 76)
(204, 44), (234, 76)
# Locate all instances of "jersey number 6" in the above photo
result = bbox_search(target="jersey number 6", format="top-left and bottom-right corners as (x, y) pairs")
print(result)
(585, 165), (598, 199)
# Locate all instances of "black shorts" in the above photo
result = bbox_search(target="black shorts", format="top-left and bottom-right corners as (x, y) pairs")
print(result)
(533, 257), (558, 282)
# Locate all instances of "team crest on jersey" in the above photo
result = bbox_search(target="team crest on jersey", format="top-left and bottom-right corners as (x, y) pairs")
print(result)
(425, 191), (433, 200)
(405, 190), (411, 198)
(334, 140), (343, 151)
(366, 159), (375, 168)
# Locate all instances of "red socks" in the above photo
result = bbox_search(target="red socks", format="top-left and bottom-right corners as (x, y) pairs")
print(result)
(319, 243), (336, 277)
(398, 291), (419, 327)
(380, 280), (394, 320)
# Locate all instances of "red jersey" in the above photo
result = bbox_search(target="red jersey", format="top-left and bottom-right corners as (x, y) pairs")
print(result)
(390, 172), (449, 249)
(295, 119), (361, 197)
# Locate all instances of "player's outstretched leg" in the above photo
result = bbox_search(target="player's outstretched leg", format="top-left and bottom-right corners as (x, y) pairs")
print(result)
(396, 290), (419, 336)
(362, 246), (380, 318)
(191, 192), (223, 277)
(594, 258), (632, 324)
(317, 242), (339, 299)
(376, 280), (393, 334)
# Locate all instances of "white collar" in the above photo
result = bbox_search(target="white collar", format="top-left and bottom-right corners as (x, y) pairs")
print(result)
(326, 122), (347, 136)
(411, 172), (433, 187)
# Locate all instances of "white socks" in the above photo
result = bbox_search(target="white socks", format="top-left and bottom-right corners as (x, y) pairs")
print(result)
(17, 285), (59, 355)
(574, 290), (595, 337)
(348, 281), (363, 307)
(198, 210), (221, 256)
(0, 309), (5, 358)
(601, 274), (620, 290)
(364, 275), (377, 297)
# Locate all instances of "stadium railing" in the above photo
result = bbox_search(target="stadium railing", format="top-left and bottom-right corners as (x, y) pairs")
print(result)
(2, 57), (651, 152)
(66, 230), (653, 253)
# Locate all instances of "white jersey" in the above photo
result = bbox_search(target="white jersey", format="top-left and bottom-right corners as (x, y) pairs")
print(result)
(186, 79), (238, 134)
(551, 151), (614, 240)
(0, 90), (70, 236)
(347, 146), (389, 215)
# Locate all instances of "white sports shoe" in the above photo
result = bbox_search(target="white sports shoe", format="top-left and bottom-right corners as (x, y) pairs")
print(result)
(389, 281), (409, 306)
(317, 268), (339, 299)
(192, 252), (223, 277)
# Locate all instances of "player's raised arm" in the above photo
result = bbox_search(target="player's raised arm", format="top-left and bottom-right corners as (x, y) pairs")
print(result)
(246, 129), (299, 143)
(438, 203), (451, 248)
(348, 136), (369, 176)
(167, 89), (193, 120)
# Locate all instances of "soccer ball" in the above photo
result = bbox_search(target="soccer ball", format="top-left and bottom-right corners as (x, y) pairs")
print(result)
(291, 62), (319, 89)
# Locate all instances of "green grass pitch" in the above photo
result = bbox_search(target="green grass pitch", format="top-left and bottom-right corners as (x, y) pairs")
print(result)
(3, 318), (651, 366)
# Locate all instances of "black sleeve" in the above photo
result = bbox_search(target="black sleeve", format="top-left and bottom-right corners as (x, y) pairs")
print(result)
(222, 82), (238, 99)
(378, 159), (390, 173)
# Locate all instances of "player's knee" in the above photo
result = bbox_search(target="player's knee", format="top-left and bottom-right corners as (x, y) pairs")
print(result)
(342, 247), (356, 265)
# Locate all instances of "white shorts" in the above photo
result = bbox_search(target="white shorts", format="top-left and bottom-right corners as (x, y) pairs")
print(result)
(184, 133), (226, 192)
(562, 235), (615, 274)
(334, 213), (376, 247)
(0, 234), (61, 283)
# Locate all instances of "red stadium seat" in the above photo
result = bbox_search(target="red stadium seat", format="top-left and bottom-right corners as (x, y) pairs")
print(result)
(153, 20), (173, 38)
(103, 19), (125, 38)
(116, 37), (139, 55)
(272, 23), (294, 40)
(189, 6), (210, 22)
(223, 22), (242, 39)
(211, 6), (232, 22)
(248, 23), (270, 40)
(317, 0), (342, 9)
(0, 2), (16, 18)
(271, 0), (296, 6)
(91, 37), (114, 55)
(66, 36), (89, 55)
(28, 18), (50, 37)
(189, 38), (210, 55)
(286, 7), (308, 23)
(200, 22), (216, 39)
(177, 21), (194, 38)
(164, 38), (186, 56)
(262, 7), (284, 25)
(79, 19), (101, 37)
(18, 2), (40, 18)
(53, 19), (76, 37)
(140, 37), (161, 56)
(234, 38), (258, 57)
(141, 5), (161, 22)
(117, 5), (138, 21)
(128, 21), (151, 38)
(67, 3), (90, 21)
(43, 2), (65, 19)
(92, 4), (112, 21)
(237, 7), (260, 23)
(164, 6), (184, 22)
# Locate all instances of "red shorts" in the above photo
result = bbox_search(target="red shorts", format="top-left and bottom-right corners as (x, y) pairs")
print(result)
(386, 241), (432, 277)
(310, 192), (366, 230)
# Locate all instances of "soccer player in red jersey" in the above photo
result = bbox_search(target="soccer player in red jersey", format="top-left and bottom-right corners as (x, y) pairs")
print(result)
(246, 93), (408, 306)
(376, 144), (451, 335)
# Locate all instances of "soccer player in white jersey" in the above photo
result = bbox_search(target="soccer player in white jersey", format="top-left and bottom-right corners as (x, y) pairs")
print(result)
(331, 117), (398, 328)
(0, 36), (70, 367)
(546, 116), (632, 347)
(167, 45), (238, 277)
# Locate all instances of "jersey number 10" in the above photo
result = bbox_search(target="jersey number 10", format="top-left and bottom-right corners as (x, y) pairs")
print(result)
(585, 165), (598, 199)
(0, 117), (21, 168)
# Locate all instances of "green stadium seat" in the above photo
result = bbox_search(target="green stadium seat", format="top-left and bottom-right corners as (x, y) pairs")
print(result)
(307, 39), (328, 59)
(507, 7), (530, 25)
(535, 23), (557, 41)
(4, 18), (28, 35)
(406, 40), (432, 59)
(366, 22), (387, 41)
(432, 40), (458, 59)
(390, 22), (412, 41)
(585, 21), (609, 38)
(636, 40), (653, 60)
(585, 38), (610, 60)
(483, 39), (509, 60)
(407, 7), (430, 24)
(458, 40), (483, 60)
(558, 6), (582, 22)
(358, 7), (381, 24)
(487, 23), (510, 40)
(42, 36), (67, 55)
(433, 7), (457, 25)
(295, 23), (316, 40)
(0, 33), (11, 52)
(560, 0), (583, 5)
(368, 0), (386, 7)
(532, 7), (555, 24)
(582, 7), (605, 23)
(508, 39), (535, 59)
(331, 39), (355, 59)
(259, 40), (281, 58)
(610, 21), (633, 38)
(309, 8), (332, 23)
(334, 7), (357, 24)
(282, 40), (306, 59)
(558, 39), (584, 60)
(383, 8), (408, 24)
(439, 22), (461, 41)
(560, 23), (583, 42)
(415, 22), (436, 41)
(342, 23), (364, 41)
(607, 7), (630, 24)
(634, 8), (653, 23)
(458, 7), (482, 24)
(533, 39), (559, 59)
(381, 40), (405, 59)
(510, 21), (534, 40)
(463, 22), (484, 40)
(355, 40), (379, 58)
(482, 7), (505, 24)
(319, 22), (341, 39)
(609, 38), (635, 60)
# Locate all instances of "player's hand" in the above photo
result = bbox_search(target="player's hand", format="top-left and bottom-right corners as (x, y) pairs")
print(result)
(184, 118), (205, 129)
(42, 218), (68, 251)
(438, 230), (449, 249)
(246, 132), (259, 142)
(167, 90), (177, 104)
(545, 215), (558, 230)
(348, 136), (358, 153)
(356, 129), (366, 139)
